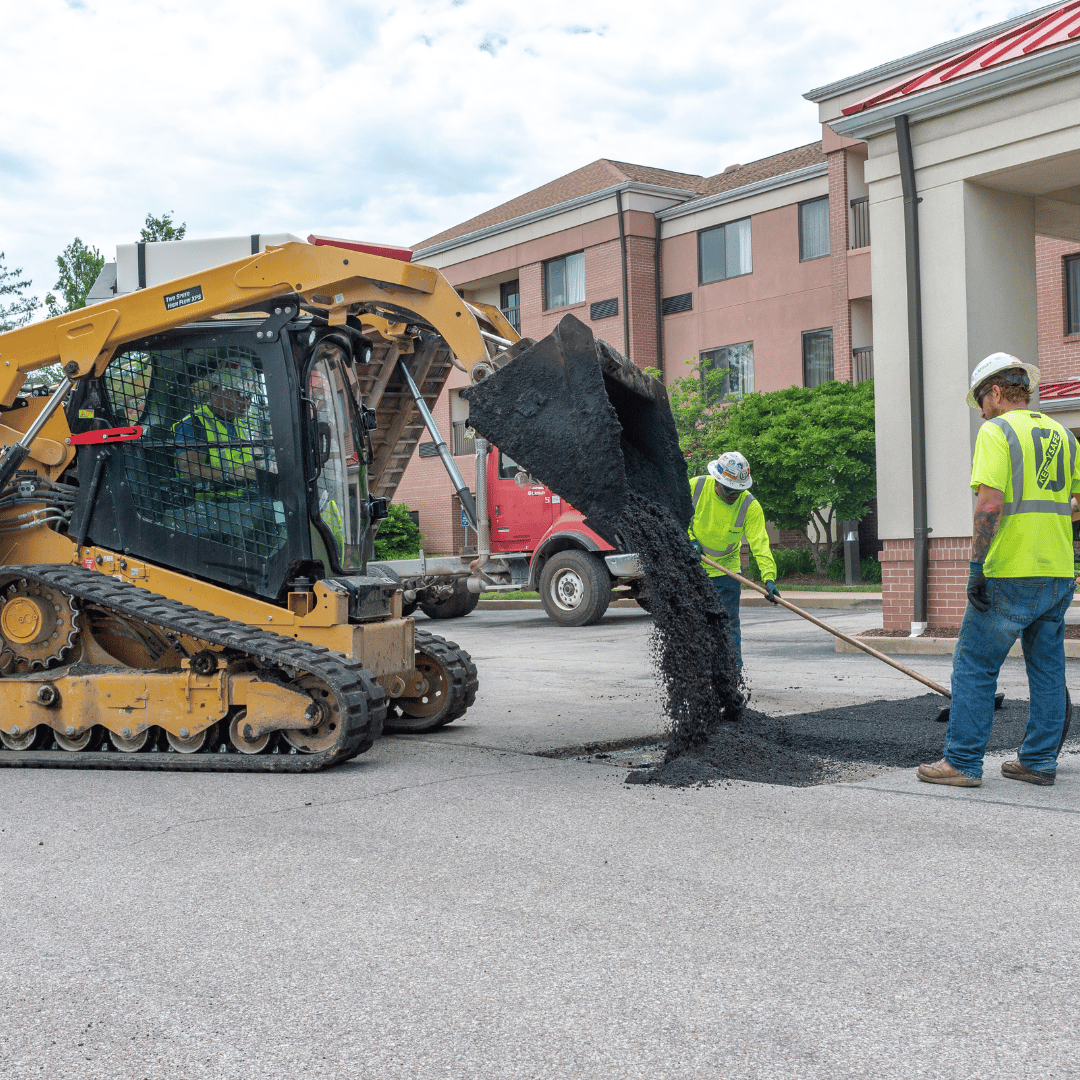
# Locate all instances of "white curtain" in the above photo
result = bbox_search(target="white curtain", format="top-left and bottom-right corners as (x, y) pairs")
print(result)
(565, 252), (585, 305)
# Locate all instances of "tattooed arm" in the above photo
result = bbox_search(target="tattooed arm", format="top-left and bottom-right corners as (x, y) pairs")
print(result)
(971, 484), (1005, 563)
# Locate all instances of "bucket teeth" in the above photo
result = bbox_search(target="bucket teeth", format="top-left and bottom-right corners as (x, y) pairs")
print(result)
(463, 314), (692, 545)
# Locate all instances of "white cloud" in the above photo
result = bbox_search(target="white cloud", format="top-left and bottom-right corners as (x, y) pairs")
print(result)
(0, 0), (1044, 306)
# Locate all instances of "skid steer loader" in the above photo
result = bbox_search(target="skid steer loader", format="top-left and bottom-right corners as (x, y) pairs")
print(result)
(0, 239), (687, 771)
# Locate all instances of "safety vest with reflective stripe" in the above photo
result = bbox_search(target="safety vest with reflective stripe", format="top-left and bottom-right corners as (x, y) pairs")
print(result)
(173, 404), (254, 500)
(970, 409), (1080, 578)
(689, 475), (777, 582)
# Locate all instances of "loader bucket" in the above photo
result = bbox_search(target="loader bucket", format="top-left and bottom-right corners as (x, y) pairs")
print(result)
(461, 314), (692, 547)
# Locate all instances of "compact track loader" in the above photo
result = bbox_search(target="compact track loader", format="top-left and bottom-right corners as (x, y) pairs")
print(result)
(0, 239), (682, 771)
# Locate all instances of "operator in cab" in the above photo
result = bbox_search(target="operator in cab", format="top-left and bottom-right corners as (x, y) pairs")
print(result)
(174, 358), (259, 492)
(689, 451), (780, 669)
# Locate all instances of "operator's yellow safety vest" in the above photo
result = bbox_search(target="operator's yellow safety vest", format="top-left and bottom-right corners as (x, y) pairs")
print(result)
(971, 409), (1080, 578)
(688, 475), (777, 582)
(173, 404), (254, 500)
(322, 497), (345, 558)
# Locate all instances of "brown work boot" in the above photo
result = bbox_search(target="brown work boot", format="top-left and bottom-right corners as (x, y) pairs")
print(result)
(1001, 759), (1055, 786)
(916, 758), (981, 787)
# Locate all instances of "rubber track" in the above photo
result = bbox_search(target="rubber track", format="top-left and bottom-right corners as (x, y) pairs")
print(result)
(411, 628), (478, 728)
(0, 565), (387, 772)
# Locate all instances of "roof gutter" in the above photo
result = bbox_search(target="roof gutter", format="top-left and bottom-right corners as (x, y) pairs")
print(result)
(896, 114), (929, 638)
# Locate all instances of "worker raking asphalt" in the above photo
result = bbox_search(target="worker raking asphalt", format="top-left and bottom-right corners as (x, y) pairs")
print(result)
(463, 315), (746, 755)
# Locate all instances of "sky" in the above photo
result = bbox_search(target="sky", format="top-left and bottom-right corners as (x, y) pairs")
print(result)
(1, 0), (1045, 310)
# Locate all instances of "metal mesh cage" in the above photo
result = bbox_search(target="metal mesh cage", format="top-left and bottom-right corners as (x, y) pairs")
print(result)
(104, 345), (286, 559)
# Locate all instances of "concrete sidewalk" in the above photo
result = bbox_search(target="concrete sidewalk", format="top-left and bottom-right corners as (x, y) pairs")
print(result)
(2, 604), (1077, 1079)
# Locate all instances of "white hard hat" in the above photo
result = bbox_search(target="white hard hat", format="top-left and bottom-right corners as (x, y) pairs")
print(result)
(707, 451), (752, 490)
(967, 352), (1040, 410)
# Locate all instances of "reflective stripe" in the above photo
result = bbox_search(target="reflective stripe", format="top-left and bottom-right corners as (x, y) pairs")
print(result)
(692, 475), (708, 509)
(701, 541), (738, 558)
(989, 415), (1072, 516)
(990, 416), (1025, 515)
(734, 492), (755, 529)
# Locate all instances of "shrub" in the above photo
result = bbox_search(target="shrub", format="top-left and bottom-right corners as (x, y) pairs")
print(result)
(373, 503), (422, 560)
(747, 546), (814, 582)
(825, 555), (882, 584)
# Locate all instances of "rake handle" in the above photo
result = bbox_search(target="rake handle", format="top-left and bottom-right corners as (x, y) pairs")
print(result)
(704, 557), (952, 700)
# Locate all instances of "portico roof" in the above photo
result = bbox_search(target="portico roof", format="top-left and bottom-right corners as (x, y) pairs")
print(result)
(842, 0), (1080, 115)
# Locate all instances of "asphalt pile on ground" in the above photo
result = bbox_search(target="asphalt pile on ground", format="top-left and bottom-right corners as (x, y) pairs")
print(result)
(627, 693), (1078, 787)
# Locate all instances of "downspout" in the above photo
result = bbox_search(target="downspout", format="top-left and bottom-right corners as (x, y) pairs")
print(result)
(895, 114), (929, 637)
(653, 209), (664, 378)
(615, 189), (631, 359)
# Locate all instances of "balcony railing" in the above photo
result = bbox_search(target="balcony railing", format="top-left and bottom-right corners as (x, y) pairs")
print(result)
(853, 346), (874, 384)
(501, 304), (520, 333)
(850, 196), (870, 250)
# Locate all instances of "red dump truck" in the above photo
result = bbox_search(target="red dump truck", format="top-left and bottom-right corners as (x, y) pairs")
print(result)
(372, 437), (646, 627)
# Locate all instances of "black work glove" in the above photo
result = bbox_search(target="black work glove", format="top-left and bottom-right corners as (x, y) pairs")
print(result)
(764, 580), (781, 605)
(690, 539), (704, 556)
(966, 561), (989, 613)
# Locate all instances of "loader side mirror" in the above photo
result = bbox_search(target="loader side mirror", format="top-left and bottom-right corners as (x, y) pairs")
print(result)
(317, 421), (332, 465)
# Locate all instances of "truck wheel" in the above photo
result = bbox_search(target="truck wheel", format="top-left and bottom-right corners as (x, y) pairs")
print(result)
(635, 595), (652, 613)
(539, 551), (611, 627)
(419, 585), (479, 620)
(401, 600), (419, 617)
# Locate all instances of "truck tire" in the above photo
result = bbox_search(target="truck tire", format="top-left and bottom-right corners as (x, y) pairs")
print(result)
(539, 550), (611, 627)
(419, 585), (479, 620)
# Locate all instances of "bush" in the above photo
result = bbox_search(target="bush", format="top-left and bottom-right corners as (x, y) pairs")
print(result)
(825, 555), (882, 584)
(747, 546), (815, 582)
(373, 503), (422, 560)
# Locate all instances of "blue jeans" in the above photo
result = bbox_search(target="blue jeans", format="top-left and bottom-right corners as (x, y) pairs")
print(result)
(712, 574), (742, 668)
(945, 576), (1075, 779)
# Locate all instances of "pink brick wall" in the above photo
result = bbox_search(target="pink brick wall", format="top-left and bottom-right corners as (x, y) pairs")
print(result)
(1036, 235), (1080, 380)
(880, 537), (972, 631)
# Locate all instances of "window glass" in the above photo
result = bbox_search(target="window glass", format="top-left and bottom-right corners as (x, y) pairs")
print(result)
(1067, 255), (1080, 336)
(499, 451), (522, 480)
(307, 344), (366, 569)
(699, 218), (752, 284)
(802, 329), (834, 387)
(701, 342), (754, 400)
(544, 253), (585, 309)
(799, 197), (830, 261)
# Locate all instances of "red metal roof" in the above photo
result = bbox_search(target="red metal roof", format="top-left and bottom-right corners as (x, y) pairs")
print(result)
(842, 0), (1080, 115)
(1038, 379), (1080, 400)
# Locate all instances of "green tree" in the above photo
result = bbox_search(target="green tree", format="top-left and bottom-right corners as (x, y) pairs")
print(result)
(373, 503), (422, 559)
(0, 252), (41, 332)
(666, 367), (876, 572)
(140, 212), (187, 243)
(44, 237), (105, 317)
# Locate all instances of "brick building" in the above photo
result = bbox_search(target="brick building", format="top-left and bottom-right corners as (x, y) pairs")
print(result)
(394, 3), (1080, 632)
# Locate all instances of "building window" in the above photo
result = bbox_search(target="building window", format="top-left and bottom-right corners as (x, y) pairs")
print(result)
(701, 341), (754, 400)
(803, 329), (834, 387)
(544, 252), (585, 309)
(1067, 255), (1080, 336)
(698, 218), (752, 285)
(799, 197), (830, 261)
(500, 279), (520, 333)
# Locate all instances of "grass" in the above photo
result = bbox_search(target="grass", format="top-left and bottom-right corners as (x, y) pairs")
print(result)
(480, 590), (540, 600)
(744, 581), (882, 593)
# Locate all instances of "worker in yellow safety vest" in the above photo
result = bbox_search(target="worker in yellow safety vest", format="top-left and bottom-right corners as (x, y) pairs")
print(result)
(918, 352), (1080, 789)
(174, 359), (258, 497)
(688, 451), (781, 668)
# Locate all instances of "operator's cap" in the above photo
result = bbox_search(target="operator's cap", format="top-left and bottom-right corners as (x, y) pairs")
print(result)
(707, 450), (752, 490)
(967, 352), (1040, 410)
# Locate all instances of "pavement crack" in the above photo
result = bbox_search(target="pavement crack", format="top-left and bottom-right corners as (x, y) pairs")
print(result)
(847, 783), (1080, 814)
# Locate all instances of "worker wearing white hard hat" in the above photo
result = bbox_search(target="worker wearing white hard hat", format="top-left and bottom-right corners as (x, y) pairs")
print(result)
(919, 352), (1080, 789)
(688, 450), (780, 669)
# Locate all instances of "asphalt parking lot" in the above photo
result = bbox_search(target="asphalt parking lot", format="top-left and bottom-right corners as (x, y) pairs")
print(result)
(1, 604), (1077, 1079)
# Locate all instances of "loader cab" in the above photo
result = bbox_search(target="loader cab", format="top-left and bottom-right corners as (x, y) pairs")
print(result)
(66, 307), (376, 602)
